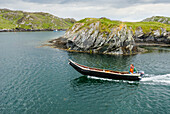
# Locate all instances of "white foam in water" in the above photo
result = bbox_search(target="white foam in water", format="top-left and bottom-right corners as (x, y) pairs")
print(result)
(87, 76), (137, 83)
(87, 74), (170, 85)
(141, 74), (170, 85)
(87, 76), (114, 81)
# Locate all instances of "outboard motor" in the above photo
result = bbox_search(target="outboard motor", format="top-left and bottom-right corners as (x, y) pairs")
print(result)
(138, 71), (145, 77)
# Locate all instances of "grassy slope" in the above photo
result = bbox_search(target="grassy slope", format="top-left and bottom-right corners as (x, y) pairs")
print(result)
(142, 16), (170, 24)
(75, 18), (170, 34)
(0, 9), (75, 29)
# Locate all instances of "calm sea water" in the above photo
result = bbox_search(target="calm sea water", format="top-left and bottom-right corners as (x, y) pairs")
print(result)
(0, 32), (170, 114)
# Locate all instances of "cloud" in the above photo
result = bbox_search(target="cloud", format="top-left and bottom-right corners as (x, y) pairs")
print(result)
(0, 0), (20, 4)
(0, 0), (170, 21)
(22, 0), (170, 8)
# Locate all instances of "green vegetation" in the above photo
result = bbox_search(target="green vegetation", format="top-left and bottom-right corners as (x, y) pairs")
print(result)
(124, 21), (170, 33)
(0, 9), (76, 30)
(1, 9), (169, 33)
(75, 18), (120, 34)
(142, 16), (170, 25)
(75, 17), (170, 34)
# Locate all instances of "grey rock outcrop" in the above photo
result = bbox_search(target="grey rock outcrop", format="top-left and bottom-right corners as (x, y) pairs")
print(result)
(135, 27), (170, 44)
(51, 22), (139, 55)
(49, 18), (170, 55)
(135, 27), (144, 38)
(142, 16), (170, 25)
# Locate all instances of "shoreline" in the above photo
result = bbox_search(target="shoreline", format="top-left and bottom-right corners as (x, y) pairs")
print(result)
(0, 29), (67, 32)
(45, 39), (148, 55)
(44, 44), (145, 55)
(136, 43), (170, 47)
(46, 38), (170, 55)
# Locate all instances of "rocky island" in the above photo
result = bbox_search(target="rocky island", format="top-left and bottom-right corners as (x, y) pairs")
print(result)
(0, 9), (76, 32)
(49, 17), (170, 55)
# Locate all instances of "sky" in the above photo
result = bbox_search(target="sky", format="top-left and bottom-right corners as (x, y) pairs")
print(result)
(0, 0), (170, 21)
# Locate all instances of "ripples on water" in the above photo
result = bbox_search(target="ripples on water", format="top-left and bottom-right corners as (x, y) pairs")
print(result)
(0, 32), (170, 114)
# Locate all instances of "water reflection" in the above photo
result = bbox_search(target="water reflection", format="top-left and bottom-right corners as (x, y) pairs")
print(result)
(70, 76), (140, 89)
(71, 76), (112, 85)
(141, 46), (170, 53)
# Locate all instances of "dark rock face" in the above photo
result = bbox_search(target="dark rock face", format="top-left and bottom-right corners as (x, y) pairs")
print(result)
(135, 27), (170, 44)
(142, 16), (170, 24)
(51, 23), (140, 55)
(49, 37), (67, 49)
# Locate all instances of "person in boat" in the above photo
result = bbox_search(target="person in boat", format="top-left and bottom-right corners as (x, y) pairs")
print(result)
(129, 64), (137, 74)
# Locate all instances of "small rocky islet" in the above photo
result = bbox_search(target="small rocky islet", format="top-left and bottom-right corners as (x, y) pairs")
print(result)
(49, 17), (170, 55)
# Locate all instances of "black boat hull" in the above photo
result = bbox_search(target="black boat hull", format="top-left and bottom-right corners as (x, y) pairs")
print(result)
(69, 60), (142, 81)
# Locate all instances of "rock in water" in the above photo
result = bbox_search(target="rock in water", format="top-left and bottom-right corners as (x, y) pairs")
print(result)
(55, 22), (138, 55)
(49, 18), (169, 55)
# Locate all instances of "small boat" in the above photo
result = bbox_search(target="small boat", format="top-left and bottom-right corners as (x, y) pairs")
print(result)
(68, 59), (144, 81)
(53, 29), (58, 32)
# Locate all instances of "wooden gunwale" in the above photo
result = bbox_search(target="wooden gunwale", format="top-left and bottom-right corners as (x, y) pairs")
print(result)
(71, 60), (130, 75)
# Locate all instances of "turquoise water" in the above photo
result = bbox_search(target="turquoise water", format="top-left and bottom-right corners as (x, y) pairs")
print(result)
(0, 32), (170, 114)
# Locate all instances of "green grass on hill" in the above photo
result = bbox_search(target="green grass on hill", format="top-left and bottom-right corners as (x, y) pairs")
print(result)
(75, 17), (170, 34)
(142, 16), (170, 25)
(125, 21), (170, 33)
(0, 9), (76, 30)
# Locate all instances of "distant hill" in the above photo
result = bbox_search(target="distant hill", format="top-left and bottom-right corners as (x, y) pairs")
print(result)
(0, 9), (76, 30)
(142, 16), (170, 24)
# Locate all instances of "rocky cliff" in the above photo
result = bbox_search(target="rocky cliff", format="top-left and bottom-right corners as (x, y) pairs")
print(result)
(135, 26), (170, 44)
(142, 16), (170, 25)
(49, 17), (170, 55)
(0, 9), (76, 31)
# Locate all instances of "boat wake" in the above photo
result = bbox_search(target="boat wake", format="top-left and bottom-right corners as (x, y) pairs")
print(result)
(141, 74), (170, 85)
(87, 76), (114, 82)
(87, 74), (170, 85)
(87, 76), (138, 84)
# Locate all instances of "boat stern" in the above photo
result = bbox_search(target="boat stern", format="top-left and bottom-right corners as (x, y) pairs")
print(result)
(138, 71), (145, 77)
